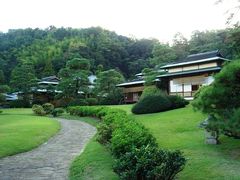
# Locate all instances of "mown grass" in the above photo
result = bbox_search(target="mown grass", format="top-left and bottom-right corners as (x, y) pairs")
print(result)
(0, 108), (60, 158)
(61, 115), (119, 180)
(113, 104), (240, 179)
(70, 137), (119, 180)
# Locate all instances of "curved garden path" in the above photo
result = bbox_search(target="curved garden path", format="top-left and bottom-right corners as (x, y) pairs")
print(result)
(0, 118), (96, 180)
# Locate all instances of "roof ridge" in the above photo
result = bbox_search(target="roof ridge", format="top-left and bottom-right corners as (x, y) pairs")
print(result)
(187, 50), (219, 58)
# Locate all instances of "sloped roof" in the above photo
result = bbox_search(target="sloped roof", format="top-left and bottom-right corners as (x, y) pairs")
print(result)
(161, 50), (229, 69)
(157, 67), (221, 78)
(116, 80), (145, 87)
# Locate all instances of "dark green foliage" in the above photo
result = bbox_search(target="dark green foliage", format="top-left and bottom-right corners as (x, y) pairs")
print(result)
(68, 99), (88, 106)
(1, 26), (240, 86)
(132, 95), (172, 114)
(97, 109), (129, 144)
(10, 63), (37, 93)
(98, 92), (124, 105)
(9, 99), (30, 108)
(67, 106), (108, 118)
(58, 58), (91, 99)
(168, 95), (189, 109)
(32, 104), (46, 116)
(67, 106), (186, 179)
(140, 86), (165, 100)
(0, 85), (10, 104)
(85, 98), (98, 106)
(111, 121), (157, 157)
(95, 69), (124, 105)
(114, 145), (186, 180)
(52, 108), (64, 117)
(42, 103), (54, 114)
(192, 60), (240, 138)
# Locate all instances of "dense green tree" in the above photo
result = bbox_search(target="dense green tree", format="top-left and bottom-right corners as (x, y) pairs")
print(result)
(0, 85), (10, 104)
(192, 60), (240, 138)
(94, 69), (124, 104)
(57, 58), (90, 99)
(0, 70), (5, 83)
(172, 32), (189, 59)
(1, 26), (240, 87)
(150, 43), (177, 67)
(10, 63), (37, 102)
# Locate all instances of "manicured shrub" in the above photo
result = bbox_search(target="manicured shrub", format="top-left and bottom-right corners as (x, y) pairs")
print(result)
(86, 98), (98, 106)
(132, 94), (172, 114)
(52, 108), (65, 117)
(68, 99), (88, 106)
(66, 106), (186, 179)
(97, 109), (129, 144)
(168, 95), (189, 109)
(140, 86), (166, 100)
(32, 104), (46, 116)
(0, 110), (2, 114)
(111, 121), (157, 157)
(42, 103), (54, 114)
(67, 106), (108, 118)
(114, 145), (186, 180)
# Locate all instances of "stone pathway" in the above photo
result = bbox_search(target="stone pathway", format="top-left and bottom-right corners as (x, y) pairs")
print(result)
(0, 119), (96, 180)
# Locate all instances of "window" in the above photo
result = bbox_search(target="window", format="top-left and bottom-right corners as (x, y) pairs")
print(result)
(192, 84), (199, 91)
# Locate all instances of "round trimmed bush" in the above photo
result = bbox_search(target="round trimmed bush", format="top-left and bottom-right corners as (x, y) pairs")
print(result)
(32, 104), (46, 116)
(52, 108), (64, 117)
(132, 94), (171, 114)
(168, 95), (189, 109)
(42, 103), (54, 114)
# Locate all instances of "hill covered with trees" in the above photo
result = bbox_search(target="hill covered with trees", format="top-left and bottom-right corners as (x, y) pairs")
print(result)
(0, 25), (240, 86)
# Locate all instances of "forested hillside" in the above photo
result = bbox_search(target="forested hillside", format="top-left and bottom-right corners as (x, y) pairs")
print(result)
(0, 25), (240, 85)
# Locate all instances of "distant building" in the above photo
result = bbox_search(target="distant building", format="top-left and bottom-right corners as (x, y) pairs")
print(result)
(117, 50), (230, 103)
(156, 50), (230, 100)
(116, 74), (145, 103)
(33, 75), (97, 104)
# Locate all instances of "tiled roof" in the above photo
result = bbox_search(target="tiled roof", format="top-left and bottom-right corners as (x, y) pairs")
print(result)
(157, 67), (221, 78)
(161, 50), (228, 68)
(116, 80), (145, 87)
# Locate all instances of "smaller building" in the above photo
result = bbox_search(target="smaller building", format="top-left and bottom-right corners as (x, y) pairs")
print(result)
(116, 80), (145, 103)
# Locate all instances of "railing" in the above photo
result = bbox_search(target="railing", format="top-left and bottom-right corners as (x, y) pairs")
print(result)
(169, 91), (197, 97)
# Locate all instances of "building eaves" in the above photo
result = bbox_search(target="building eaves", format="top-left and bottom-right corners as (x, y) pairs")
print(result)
(156, 67), (221, 78)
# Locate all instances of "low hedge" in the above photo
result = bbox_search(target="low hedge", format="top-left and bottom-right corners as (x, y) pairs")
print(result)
(67, 106), (186, 179)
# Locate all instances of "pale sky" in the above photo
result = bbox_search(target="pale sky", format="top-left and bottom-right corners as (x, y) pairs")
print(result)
(0, 0), (239, 42)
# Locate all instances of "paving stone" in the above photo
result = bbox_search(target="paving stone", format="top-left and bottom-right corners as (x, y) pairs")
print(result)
(0, 119), (96, 180)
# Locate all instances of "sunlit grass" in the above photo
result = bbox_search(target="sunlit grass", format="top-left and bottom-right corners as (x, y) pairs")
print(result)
(0, 108), (60, 158)
(113, 104), (240, 179)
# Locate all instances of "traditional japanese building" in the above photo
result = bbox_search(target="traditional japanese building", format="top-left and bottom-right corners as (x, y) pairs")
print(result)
(116, 74), (145, 103)
(157, 50), (230, 100)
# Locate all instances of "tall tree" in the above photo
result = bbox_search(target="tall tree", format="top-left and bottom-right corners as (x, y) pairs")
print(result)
(10, 63), (37, 100)
(150, 43), (176, 68)
(172, 32), (189, 59)
(94, 69), (124, 104)
(57, 58), (90, 99)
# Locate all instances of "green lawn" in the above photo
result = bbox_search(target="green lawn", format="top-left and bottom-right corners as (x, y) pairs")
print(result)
(61, 115), (119, 180)
(114, 105), (240, 179)
(0, 108), (60, 158)
(70, 137), (119, 180)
